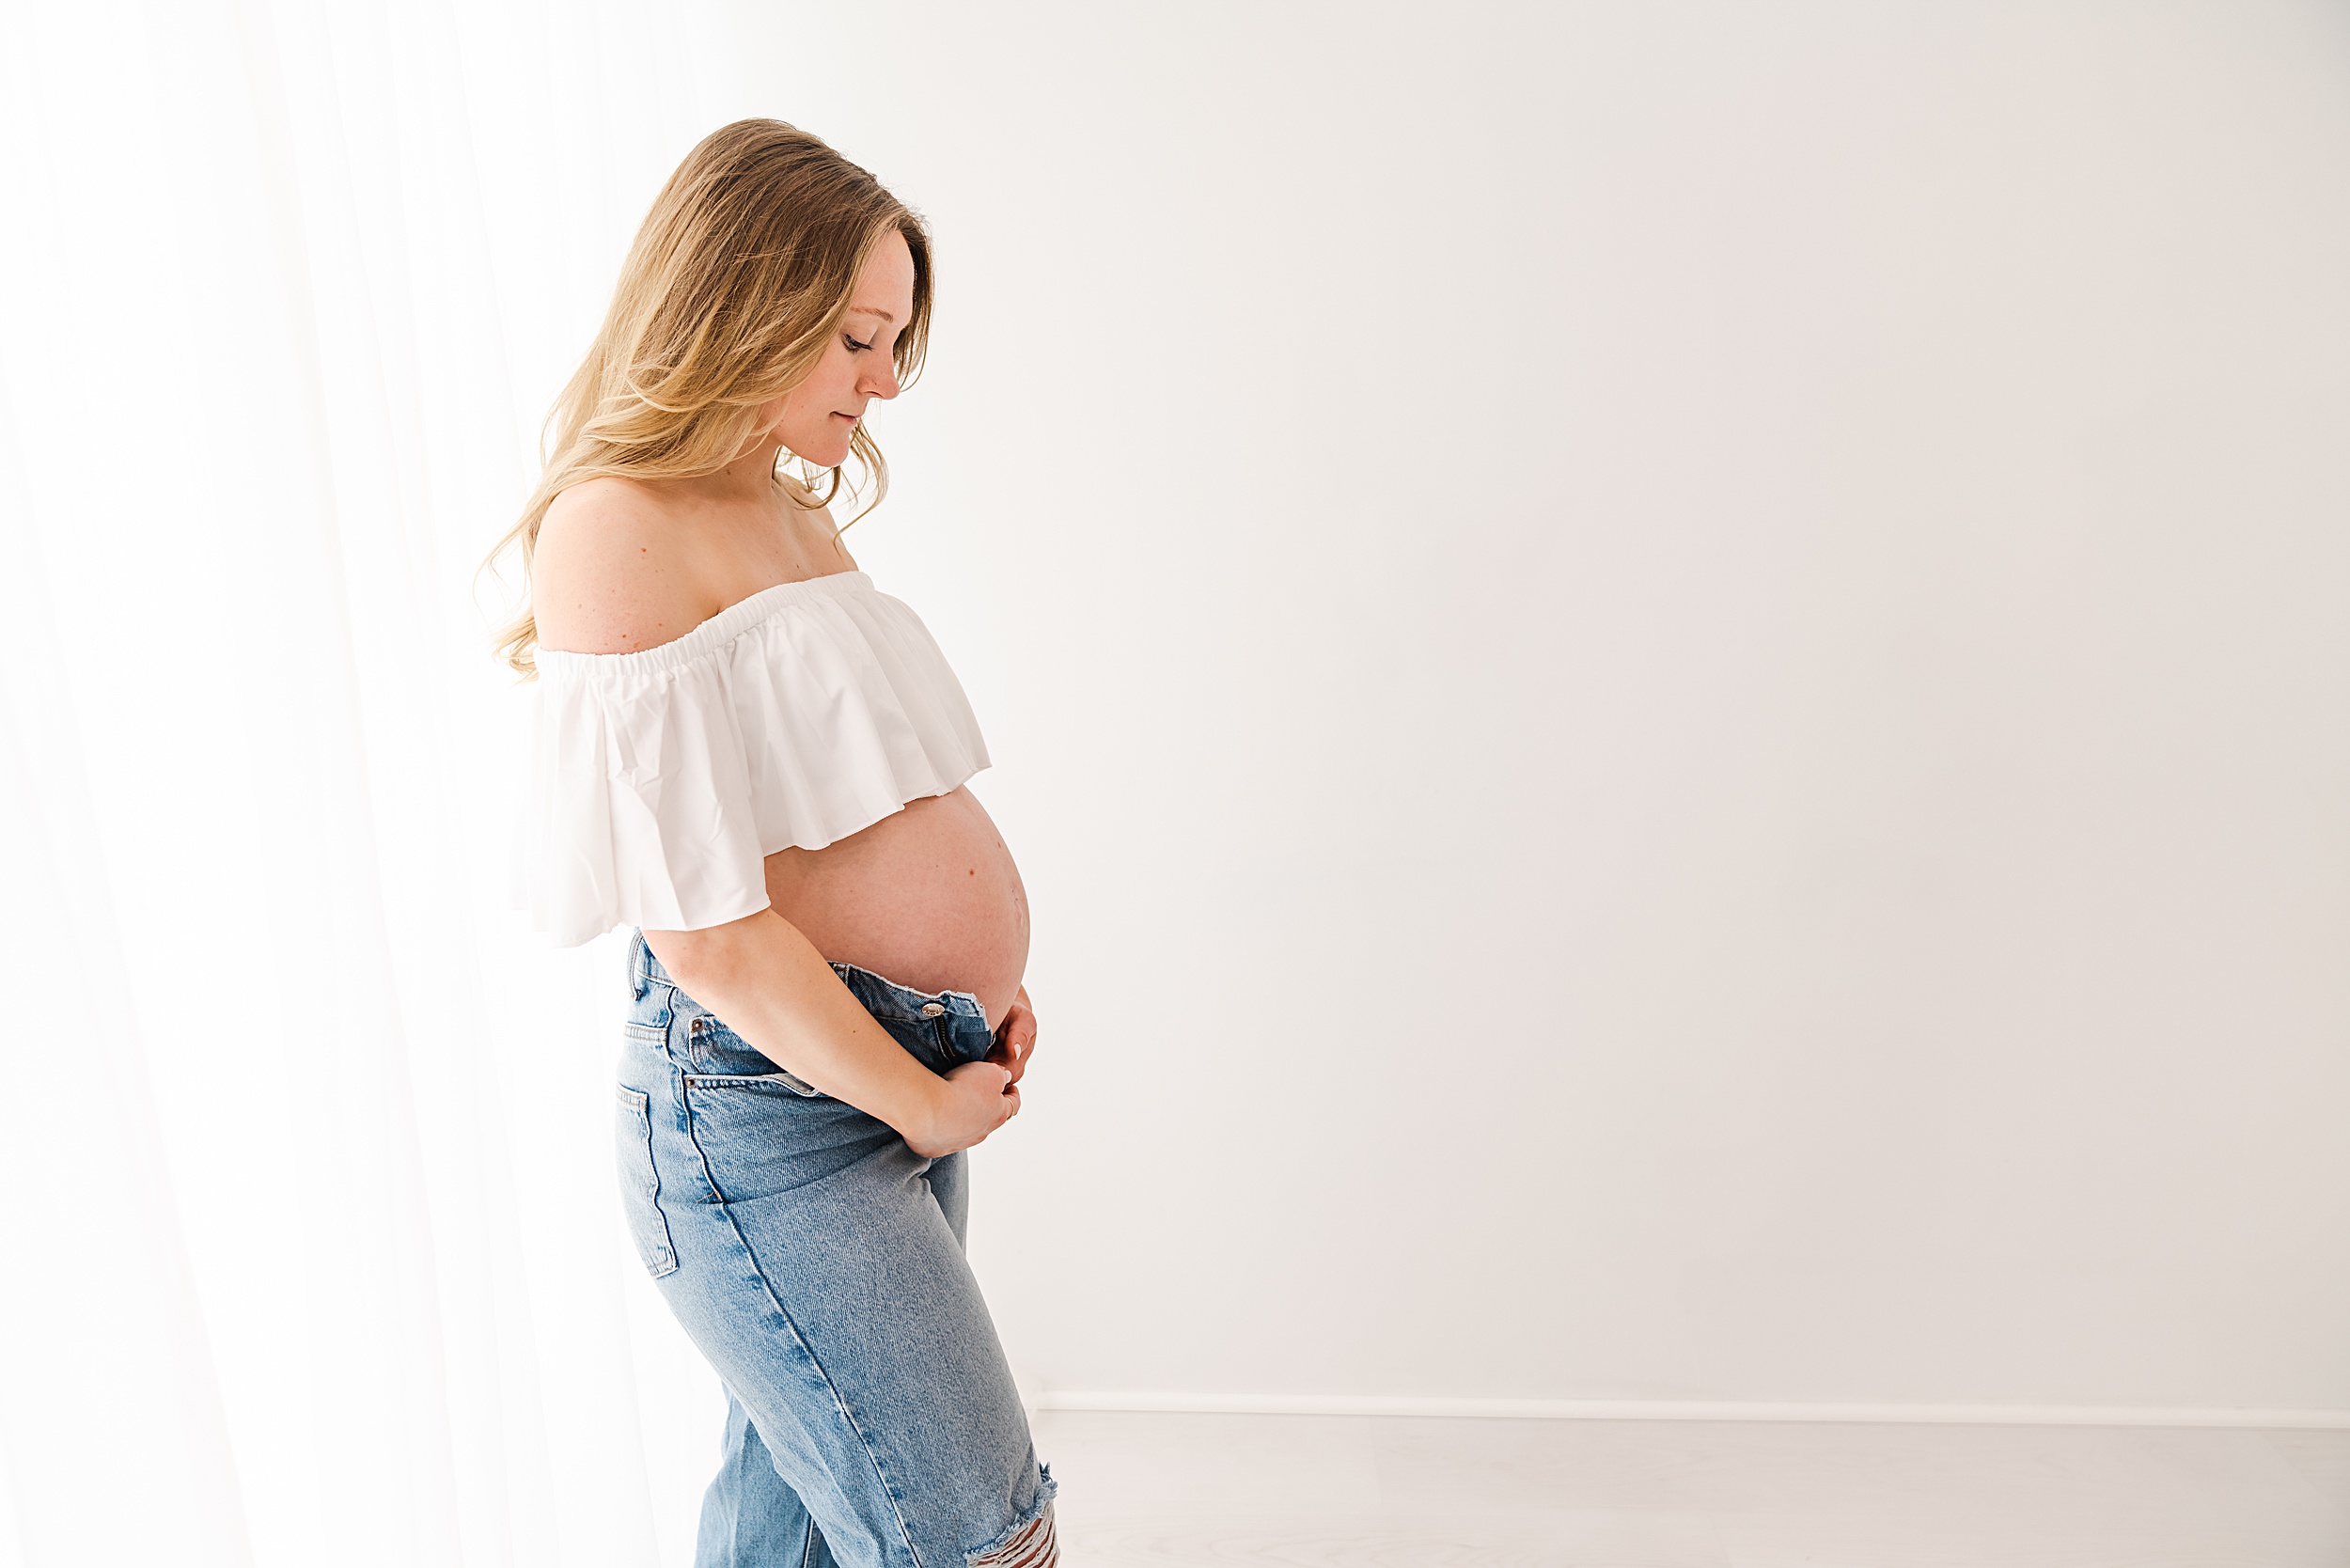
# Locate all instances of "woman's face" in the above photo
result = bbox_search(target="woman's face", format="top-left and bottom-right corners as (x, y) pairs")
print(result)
(761, 227), (916, 469)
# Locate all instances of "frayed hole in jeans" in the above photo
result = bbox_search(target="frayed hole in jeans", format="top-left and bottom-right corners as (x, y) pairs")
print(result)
(967, 1498), (1057, 1568)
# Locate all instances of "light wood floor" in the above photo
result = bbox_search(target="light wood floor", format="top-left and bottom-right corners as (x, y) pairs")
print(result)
(1029, 1411), (2350, 1566)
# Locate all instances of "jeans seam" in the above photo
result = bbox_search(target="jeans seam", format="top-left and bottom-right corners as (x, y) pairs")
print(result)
(678, 1073), (730, 1205)
(693, 1175), (929, 1568)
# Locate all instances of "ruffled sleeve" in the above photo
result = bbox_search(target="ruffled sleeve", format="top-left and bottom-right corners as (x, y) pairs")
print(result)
(516, 649), (774, 949)
(508, 571), (989, 949)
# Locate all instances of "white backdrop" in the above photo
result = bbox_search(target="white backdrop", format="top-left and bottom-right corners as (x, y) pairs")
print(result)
(3, 3), (2345, 1565)
(791, 1), (2350, 1415)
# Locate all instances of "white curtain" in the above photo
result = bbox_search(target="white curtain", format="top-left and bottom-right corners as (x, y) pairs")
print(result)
(0, 4), (751, 1563)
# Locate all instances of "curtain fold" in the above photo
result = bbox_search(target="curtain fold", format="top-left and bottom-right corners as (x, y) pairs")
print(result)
(0, 4), (747, 1563)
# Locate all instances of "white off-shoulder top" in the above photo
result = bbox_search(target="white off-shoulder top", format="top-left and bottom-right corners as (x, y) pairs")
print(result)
(510, 570), (989, 948)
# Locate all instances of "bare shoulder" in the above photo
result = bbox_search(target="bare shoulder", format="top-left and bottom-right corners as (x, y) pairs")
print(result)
(533, 477), (715, 655)
(776, 472), (859, 573)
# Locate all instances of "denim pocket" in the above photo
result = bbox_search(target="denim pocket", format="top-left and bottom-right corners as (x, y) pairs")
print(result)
(614, 1084), (679, 1278)
(682, 1011), (820, 1086)
(682, 1073), (866, 1207)
(684, 1068), (826, 1099)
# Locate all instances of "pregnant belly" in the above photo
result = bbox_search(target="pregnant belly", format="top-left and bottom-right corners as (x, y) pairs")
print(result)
(762, 784), (1030, 1034)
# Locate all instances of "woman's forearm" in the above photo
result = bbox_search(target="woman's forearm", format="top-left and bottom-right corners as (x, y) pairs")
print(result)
(640, 908), (948, 1145)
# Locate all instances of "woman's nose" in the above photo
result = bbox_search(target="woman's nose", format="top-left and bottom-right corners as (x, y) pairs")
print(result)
(865, 361), (902, 400)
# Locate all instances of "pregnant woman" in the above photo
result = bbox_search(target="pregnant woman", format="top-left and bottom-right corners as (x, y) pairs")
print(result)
(490, 119), (1057, 1568)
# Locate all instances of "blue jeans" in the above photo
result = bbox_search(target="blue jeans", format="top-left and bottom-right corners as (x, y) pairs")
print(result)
(616, 929), (1058, 1568)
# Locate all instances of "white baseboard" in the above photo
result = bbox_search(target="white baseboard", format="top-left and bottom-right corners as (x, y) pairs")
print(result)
(1031, 1389), (2350, 1430)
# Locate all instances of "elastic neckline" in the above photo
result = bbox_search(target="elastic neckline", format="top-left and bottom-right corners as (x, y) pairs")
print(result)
(537, 570), (873, 681)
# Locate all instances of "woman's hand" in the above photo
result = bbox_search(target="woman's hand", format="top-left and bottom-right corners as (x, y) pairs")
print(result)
(909, 1059), (1016, 1159)
(986, 985), (1039, 1086)
(909, 987), (1036, 1157)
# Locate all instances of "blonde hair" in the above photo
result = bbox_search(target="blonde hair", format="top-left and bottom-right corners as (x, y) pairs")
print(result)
(479, 118), (932, 678)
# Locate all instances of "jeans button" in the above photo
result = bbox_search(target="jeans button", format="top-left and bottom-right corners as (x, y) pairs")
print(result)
(919, 1002), (946, 1017)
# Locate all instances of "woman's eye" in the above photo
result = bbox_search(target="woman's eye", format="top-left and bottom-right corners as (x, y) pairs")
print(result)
(844, 334), (873, 353)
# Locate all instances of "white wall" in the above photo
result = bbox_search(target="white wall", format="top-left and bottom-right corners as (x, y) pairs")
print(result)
(684, 1), (2350, 1413)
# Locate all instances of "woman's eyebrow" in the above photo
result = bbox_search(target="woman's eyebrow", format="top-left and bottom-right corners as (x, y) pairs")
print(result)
(846, 305), (897, 322)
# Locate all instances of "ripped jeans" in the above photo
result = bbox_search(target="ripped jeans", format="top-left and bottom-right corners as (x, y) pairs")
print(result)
(615, 928), (1058, 1568)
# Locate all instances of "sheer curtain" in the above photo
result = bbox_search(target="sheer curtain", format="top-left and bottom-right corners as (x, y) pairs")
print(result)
(0, 5), (753, 1563)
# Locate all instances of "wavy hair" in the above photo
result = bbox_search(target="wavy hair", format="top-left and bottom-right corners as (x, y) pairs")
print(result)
(480, 118), (932, 678)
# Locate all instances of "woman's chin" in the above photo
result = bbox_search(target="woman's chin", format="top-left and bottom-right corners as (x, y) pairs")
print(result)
(779, 440), (852, 472)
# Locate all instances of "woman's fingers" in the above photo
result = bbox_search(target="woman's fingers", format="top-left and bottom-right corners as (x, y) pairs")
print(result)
(993, 1000), (1039, 1084)
(989, 1033), (1034, 1084)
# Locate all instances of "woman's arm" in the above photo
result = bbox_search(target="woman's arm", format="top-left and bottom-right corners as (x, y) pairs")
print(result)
(645, 909), (1017, 1158)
